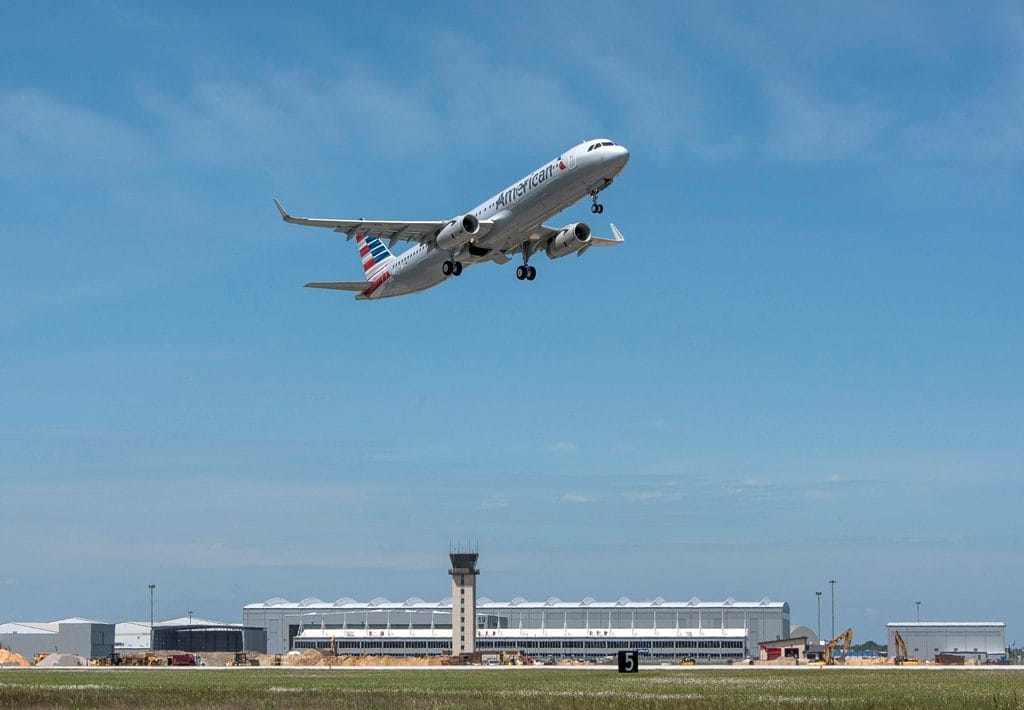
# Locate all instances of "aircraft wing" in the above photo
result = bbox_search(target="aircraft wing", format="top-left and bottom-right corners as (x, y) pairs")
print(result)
(585, 223), (625, 248)
(274, 199), (491, 247)
(509, 223), (626, 257)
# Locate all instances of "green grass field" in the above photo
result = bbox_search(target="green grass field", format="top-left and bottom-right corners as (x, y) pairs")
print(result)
(2, 668), (1023, 709)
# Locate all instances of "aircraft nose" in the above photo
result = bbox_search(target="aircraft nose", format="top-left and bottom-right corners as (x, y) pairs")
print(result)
(608, 145), (630, 169)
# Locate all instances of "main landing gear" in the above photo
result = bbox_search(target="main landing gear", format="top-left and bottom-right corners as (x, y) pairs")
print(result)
(515, 264), (536, 281)
(515, 243), (536, 281)
(590, 190), (604, 214)
(442, 259), (463, 276)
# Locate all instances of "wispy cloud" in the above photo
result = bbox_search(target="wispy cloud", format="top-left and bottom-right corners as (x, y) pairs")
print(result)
(547, 442), (577, 453)
(625, 490), (685, 503)
(760, 78), (894, 162)
(906, 4), (1024, 160)
(561, 492), (599, 504)
(0, 89), (151, 177)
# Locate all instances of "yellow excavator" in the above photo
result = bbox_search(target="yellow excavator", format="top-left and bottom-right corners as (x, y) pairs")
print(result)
(823, 628), (854, 665)
(892, 630), (921, 665)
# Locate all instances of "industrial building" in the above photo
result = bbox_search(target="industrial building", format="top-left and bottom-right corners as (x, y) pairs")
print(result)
(115, 616), (266, 653)
(887, 622), (1007, 663)
(244, 596), (789, 660)
(0, 618), (114, 660)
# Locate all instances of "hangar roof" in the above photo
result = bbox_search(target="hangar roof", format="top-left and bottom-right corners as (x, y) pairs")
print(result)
(245, 596), (788, 611)
(886, 622), (1005, 627)
(0, 618), (109, 635)
(117, 617), (232, 632)
(0, 622), (57, 635)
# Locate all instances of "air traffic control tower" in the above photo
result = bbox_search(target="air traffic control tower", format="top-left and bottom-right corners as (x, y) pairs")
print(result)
(449, 551), (479, 655)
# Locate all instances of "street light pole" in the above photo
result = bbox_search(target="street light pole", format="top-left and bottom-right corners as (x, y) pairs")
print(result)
(816, 591), (822, 641)
(148, 584), (156, 650)
(916, 601), (921, 622)
(829, 579), (836, 640)
(188, 610), (193, 626)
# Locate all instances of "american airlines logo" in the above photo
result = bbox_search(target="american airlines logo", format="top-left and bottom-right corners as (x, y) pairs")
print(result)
(495, 162), (560, 208)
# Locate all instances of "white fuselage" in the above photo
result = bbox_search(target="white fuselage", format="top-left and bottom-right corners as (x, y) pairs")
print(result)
(364, 139), (629, 299)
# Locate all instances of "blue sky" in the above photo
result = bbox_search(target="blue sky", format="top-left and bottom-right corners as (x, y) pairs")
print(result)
(1, 1), (1022, 644)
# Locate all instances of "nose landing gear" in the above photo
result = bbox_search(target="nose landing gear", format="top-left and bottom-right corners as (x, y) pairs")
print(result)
(590, 190), (604, 214)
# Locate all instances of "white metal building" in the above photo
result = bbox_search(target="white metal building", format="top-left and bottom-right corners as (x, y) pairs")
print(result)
(887, 622), (1007, 663)
(244, 596), (789, 660)
(0, 618), (115, 659)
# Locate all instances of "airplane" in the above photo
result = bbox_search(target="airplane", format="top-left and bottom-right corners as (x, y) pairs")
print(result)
(274, 138), (630, 300)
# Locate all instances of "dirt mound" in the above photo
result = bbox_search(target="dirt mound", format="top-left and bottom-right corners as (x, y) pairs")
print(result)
(0, 649), (29, 667)
(280, 650), (452, 667)
(36, 653), (89, 667)
(282, 649), (328, 666)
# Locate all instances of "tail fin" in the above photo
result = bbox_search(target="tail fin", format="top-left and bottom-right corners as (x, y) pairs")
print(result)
(355, 233), (396, 280)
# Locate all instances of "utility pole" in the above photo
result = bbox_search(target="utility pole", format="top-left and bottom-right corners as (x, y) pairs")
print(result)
(816, 591), (822, 641)
(148, 584), (156, 650)
(916, 601), (921, 622)
(829, 579), (836, 640)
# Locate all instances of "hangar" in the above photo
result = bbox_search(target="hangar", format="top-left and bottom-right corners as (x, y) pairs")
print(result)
(116, 616), (266, 653)
(0, 618), (114, 660)
(887, 622), (1007, 663)
(244, 596), (789, 659)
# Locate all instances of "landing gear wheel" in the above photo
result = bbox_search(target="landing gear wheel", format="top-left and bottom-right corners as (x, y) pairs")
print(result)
(526, 266), (536, 280)
(442, 260), (454, 276)
(516, 265), (527, 280)
(452, 261), (463, 276)
(591, 203), (604, 214)
(596, 204), (604, 213)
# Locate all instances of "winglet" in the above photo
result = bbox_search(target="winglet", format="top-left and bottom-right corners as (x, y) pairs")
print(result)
(609, 223), (625, 242)
(273, 198), (289, 220)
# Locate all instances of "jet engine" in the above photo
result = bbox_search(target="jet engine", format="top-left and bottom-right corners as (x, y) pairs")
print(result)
(545, 222), (591, 259)
(435, 214), (480, 251)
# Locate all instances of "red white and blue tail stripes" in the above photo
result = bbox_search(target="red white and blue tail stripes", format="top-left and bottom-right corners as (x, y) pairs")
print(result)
(356, 234), (395, 280)
(355, 234), (396, 298)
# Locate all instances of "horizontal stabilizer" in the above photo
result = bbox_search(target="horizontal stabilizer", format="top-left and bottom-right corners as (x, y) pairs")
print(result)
(304, 281), (368, 292)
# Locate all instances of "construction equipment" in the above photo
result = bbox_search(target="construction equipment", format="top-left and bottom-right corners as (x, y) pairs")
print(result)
(229, 652), (259, 667)
(120, 652), (162, 666)
(498, 650), (534, 665)
(168, 653), (197, 666)
(891, 630), (921, 665)
(823, 628), (854, 665)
